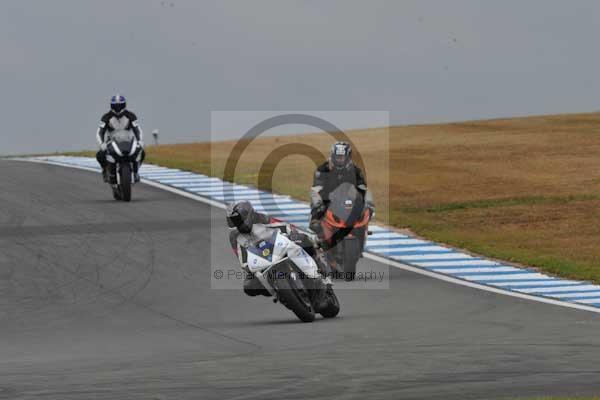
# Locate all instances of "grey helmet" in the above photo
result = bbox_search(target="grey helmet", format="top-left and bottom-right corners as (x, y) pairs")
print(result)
(330, 141), (352, 170)
(226, 200), (255, 234)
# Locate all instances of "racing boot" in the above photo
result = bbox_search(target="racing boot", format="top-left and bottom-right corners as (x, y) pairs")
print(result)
(315, 249), (332, 278)
(108, 164), (117, 184)
(133, 162), (141, 183)
(101, 166), (109, 183)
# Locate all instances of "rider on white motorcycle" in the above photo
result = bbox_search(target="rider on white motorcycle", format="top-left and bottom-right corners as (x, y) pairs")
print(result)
(96, 94), (145, 183)
(227, 200), (332, 309)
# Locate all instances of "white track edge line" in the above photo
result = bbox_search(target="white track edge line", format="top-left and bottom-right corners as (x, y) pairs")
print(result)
(12, 157), (600, 315)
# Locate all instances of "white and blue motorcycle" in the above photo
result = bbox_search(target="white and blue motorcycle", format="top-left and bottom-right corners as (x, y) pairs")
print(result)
(240, 226), (340, 322)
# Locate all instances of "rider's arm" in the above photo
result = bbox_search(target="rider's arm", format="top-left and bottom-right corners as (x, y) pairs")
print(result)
(253, 212), (290, 233)
(96, 121), (108, 146)
(96, 117), (108, 146)
(355, 165), (368, 188)
(229, 230), (249, 267)
(355, 166), (375, 212)
(128, 112), (143, 143)
(310, 169), (327, 218)
(228, 230), (239, 255)
(96, 113), (112, 147)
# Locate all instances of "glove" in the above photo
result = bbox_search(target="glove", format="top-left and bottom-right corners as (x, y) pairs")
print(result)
(368, 205), (375, 219)
(138, 140), (144, 149)
(311, 202), (327, 220)
(288, 229), (303, 244)
(100, 142), (107, 151)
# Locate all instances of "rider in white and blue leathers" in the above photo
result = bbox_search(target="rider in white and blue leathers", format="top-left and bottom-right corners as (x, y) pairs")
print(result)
(226, 200), (331, 310)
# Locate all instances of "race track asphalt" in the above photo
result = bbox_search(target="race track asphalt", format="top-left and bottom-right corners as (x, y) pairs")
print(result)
(2, 160), (600, 400)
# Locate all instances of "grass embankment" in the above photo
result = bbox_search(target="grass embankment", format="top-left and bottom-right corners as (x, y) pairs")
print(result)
(69, 113), (600, 282)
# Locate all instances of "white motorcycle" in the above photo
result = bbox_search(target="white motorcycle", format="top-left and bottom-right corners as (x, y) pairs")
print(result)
(105, 130), (143, 202)
(243, 227), (340, 322)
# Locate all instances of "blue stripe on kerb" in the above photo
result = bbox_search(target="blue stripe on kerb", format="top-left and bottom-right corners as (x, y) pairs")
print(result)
(366, 243), (437, 250)
(427, 265), (507, 271)
(33, 156), (600, 311)
(393, 256), (476, 262)
(451, 269), (537, 277)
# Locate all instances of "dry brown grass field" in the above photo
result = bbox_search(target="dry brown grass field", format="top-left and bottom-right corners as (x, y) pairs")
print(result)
(71, 112), (600, 281)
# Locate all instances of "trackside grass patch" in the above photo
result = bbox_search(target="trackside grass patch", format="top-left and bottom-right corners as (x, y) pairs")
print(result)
(67, 112), (600, 283)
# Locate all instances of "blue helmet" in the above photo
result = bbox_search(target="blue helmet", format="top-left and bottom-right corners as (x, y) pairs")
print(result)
(110, 94), (127, 114)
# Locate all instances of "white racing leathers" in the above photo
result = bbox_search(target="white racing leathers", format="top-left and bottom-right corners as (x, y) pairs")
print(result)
(234, 223), (321, 279)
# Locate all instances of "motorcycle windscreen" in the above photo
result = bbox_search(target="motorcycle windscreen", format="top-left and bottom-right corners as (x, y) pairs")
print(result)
(328, 182), (365, 226)
(112, 130), (135, 155)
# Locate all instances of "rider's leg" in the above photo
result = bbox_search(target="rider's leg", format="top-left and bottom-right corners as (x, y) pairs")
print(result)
(133, 148), (146, 183)
(106, 160), (117, 184)
(287, 244), (330, 310)
(96, 150), (108, 182)
(294, 231), (332, 278)
(243, 275), (271, 297)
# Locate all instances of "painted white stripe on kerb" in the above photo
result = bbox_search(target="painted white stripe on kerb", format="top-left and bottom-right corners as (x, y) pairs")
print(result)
(397, 253), (473, 261)
(264, 209), (310, 216)
(368, 226), (387, 232)
(161, 178), (226, 184)
(255, 204), (311, 211)
(172, 182), (236, 188)
(162, 179), (223, 185)
(248, 199), (295, 206)
(140, 166), (170, 170)
(149, 173), (207, 178)
(517, 285), (600, 294)
(166, 182), (228, 189)
(144, 175), (199, 180)
(492, 280), (581, 287)
(462, 273), (547, 281)
(572, 298), (600, 304)
(141, 172), (192, 177)
(550, 292), (600, 299)
(212, 195), (287, 202)
(367, 239), (431, 247)
(142, 172), (187, 176)
(433, 267), (520, 274)
(416, 260), (499, 267)
(369, 233), (409, 240)
(372, 246), (451, 254)
(200, 190), (264, 196)
(190, 186), (250, 193)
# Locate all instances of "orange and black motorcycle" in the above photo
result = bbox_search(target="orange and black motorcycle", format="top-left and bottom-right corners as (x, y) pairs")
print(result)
(320, 182), (371, 281)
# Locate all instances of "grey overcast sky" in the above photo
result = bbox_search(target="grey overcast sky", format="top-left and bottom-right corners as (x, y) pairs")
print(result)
(2, 0), (600, 155)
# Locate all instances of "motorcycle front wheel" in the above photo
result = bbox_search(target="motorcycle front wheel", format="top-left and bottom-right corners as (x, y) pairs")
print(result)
(118, 162), (132, 202)
(276, 273), (315, 323)
(319, 288), (340, 318)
